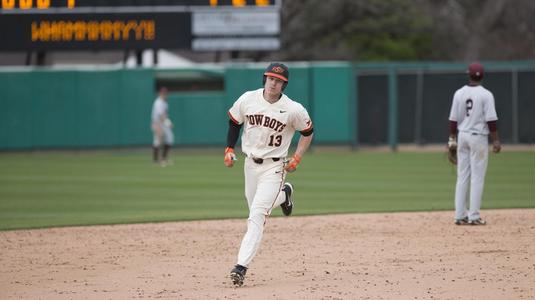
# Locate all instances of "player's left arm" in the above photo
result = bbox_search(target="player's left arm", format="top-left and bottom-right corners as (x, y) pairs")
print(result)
(447, 92), (460, 145)
(446, 120), (458, 165)
(285, 108), (314, 172)
(285, 131), (313, 173)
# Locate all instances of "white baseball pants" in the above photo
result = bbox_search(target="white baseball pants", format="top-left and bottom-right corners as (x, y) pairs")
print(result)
(237, 157), (287, 267)
(152, 122), (174, 147)
(454, 131), (489, 221)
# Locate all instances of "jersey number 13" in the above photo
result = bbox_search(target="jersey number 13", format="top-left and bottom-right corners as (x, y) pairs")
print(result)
(268, 135), (282, 147)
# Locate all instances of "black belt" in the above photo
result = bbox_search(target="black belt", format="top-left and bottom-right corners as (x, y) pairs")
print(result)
(252, 157), (281, 164)
(462, 131), (485, 136)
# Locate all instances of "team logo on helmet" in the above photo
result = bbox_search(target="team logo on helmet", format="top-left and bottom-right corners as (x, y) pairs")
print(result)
(271, 66), (285, 74)
(263, 62), (289, 86)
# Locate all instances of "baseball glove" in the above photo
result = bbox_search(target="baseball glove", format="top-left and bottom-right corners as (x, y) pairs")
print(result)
(447, 137), (457, 165)
(447, 147), (457, 165)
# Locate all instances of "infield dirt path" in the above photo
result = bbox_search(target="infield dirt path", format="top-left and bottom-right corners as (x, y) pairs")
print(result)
(1, 209), (534, 300)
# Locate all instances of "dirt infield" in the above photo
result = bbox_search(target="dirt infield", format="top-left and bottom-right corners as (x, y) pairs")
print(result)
(1, 209), (534, 300)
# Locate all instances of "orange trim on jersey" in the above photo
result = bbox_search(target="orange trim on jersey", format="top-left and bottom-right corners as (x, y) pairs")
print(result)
(264, 72), (288, 82)
(227, 111), (240, 124)
(301, 121), (313, 133)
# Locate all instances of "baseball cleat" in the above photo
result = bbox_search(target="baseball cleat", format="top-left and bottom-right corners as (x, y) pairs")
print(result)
(468, 218), (487, 225)
(281, 182), (294, 216)
(230, 264), (247, 287)
(454, 217), (469, 225)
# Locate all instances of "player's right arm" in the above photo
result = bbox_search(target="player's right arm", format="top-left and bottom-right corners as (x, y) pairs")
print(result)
(484, 91), (501, 153)
(489, 133), (501, 155)
(224, 94), (246, 167)
(225, 118), (242, 167)
(488, 121), (502, 153)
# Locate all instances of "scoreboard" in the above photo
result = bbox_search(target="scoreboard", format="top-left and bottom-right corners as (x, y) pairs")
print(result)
(0, 0), (280, 51)
(0, 1), (277, 10)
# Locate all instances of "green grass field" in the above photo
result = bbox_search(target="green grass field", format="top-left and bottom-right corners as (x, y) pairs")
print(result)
(1, 149), (534, 230)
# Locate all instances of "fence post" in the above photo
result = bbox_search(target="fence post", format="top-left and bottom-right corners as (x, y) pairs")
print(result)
(511, 68), (519, 143)
(388, 66), (398, 151)
(350, 67), (358, 149)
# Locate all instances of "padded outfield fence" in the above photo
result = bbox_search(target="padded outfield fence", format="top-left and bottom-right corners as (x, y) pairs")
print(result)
(1, 61), (534, 150)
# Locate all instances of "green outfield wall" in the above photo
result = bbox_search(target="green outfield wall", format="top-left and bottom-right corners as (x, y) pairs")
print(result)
(0, 68), (154, 149)
(1, 61), (534, 150)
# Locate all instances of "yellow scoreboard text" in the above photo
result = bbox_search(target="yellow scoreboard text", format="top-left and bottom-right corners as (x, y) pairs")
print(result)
(31, 19), (155, 42)
(2, 0), (75, 9)
(2, 0), (272, 10)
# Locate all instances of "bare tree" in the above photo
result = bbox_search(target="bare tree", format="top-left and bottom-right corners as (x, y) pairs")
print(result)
(241, 0), (535, 62)
(415, 0), (535, 60)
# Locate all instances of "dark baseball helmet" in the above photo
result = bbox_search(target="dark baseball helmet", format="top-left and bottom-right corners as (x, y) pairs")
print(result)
(467, 62), (484, 81)
(263, 62), (289, 90)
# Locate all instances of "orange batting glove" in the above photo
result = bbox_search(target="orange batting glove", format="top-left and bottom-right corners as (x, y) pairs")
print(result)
(224, 147), (237, 167)
(284, 154), (301, 173)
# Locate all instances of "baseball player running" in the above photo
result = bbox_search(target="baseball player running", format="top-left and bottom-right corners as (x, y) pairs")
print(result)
(448, 62), (501, 225)
(151, 87), (174, 166)
(224, 63), (314, 286)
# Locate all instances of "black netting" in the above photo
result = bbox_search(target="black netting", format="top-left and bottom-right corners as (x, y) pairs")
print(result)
(518, 71), (535, 143)
(397, 74), (417, 143)
(419, 73), (465, 143)
(483, 72), (513, 143)
(357, 74), (388, 145)
(355, 68), (528, 145)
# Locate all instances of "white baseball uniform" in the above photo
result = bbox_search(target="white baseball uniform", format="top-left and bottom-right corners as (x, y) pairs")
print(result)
(449, 84), (498, 221)
(228, 88), (312, 267)
(151, 97), (174, 146)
